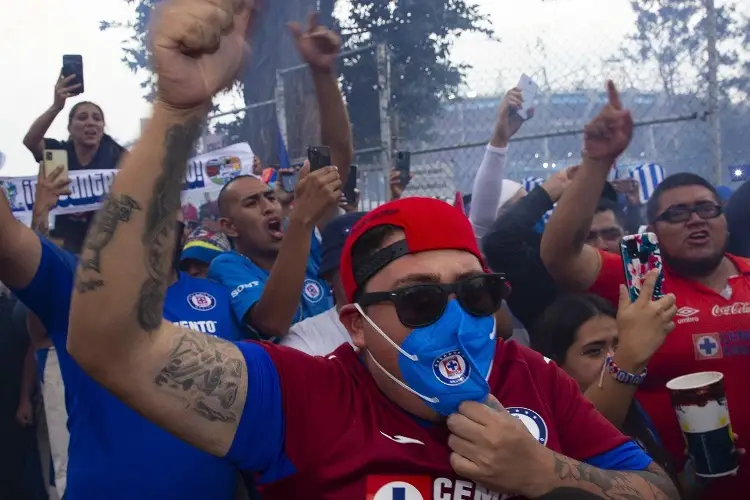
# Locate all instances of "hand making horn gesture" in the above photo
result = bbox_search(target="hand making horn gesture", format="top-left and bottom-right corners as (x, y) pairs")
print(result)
(150, 0), (256, 110)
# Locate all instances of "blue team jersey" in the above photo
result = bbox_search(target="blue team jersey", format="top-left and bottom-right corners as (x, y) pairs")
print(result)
(12, 235), (243, 500)
(208, 231), (332, 335)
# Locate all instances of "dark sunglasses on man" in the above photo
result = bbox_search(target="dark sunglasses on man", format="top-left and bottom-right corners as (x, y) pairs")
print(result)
(655, 202), (723, 224)
(356, 273), (510, 328)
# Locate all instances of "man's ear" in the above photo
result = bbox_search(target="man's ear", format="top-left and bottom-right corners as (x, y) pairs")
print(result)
(339, 303), (366, 350)
(219, 217), (238, 239)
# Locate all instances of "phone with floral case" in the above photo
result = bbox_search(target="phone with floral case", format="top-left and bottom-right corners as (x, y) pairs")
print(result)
(620, 232), (664, 302)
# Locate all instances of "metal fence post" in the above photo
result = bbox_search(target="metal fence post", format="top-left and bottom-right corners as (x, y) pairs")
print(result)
(705, 0), (722, 185)
(275, 70), (289, 151)
(376, 43), (393, 204)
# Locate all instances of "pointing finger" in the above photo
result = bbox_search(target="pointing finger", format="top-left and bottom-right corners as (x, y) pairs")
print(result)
(607, 80), (622, 110)
(287, 21), (303, 40)
(307, 11), (319, 33)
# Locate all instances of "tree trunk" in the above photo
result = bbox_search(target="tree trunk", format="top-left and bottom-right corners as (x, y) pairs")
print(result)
(239, 0), (331, 164)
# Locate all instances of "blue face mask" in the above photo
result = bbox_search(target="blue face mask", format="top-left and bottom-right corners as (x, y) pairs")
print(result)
(356, 299), (496, 416)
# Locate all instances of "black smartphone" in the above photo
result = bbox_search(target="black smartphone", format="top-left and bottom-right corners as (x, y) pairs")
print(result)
(62, 54), (84, 95)
(395, 151), (411, 186)
(307, 146), (332, 172)
(280, 170), (298, 193)
(344, 165), (358, 204)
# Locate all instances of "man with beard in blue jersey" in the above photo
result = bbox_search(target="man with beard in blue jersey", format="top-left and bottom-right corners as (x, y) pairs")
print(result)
(0, 188), (245, 498)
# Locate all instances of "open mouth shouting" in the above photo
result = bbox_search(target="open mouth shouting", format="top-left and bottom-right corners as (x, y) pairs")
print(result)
(266, 217), (284, 240)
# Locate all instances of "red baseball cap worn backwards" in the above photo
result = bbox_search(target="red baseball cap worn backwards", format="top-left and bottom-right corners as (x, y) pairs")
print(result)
(340, 197), (484, 303)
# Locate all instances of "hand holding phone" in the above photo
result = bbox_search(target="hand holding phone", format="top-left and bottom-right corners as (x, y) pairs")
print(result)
(307, 146), (332, 172)
(61, 55), (84, 96)
(43, 150), (69, 182)
(395, 151), (411, 187)
(514, 74), (538, 121)
(620, 233), (665, 302)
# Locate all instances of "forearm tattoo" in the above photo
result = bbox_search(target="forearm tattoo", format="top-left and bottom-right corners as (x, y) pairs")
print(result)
(538, 454), (679, 499)
(75, 195), (142, 293)
(155, 330), (243, 423)
(31, 208), (51, 236)
(136, 118), (202, 332)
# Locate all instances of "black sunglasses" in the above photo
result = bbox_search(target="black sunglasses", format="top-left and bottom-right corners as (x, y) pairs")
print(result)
(356, 273), (510, 328)
(656, 203), (722, 224)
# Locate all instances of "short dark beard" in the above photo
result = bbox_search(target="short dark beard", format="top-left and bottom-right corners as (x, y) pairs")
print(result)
(661, 246), (725, 279)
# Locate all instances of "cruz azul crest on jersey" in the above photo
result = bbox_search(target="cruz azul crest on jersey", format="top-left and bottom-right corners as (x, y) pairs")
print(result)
(433, 350), (470, 386)
(303, 278), (324, 303)
(186, 292), (217, 312)
(507, 407), (548, 446)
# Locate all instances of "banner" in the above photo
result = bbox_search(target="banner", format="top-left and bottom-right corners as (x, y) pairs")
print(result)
(0, 142), (254, 223)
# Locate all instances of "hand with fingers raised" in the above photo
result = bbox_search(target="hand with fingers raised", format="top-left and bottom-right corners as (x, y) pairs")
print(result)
(583, 81), (634, 165)
(288, 13), (342, 74)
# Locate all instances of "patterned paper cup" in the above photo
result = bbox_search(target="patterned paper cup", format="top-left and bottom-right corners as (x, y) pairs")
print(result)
(666, 371), (738, 478)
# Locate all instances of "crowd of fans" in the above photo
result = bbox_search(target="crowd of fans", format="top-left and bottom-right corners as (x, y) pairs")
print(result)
(2, 1), (750, 499)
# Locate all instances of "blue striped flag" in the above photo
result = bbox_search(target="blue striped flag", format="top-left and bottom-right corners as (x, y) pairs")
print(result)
(523, 176), (545, 193)
(614, 163), (665, 203)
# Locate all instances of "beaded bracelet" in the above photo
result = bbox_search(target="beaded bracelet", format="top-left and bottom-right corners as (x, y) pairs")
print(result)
(597, 353), (647, 388)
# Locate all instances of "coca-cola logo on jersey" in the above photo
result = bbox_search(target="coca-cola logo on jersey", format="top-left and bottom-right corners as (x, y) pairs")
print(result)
(711, 302), (750, 317)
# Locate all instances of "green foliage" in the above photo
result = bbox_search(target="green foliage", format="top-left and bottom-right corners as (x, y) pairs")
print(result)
(337, 0), (493, 146)
(103, 0), (493, 159)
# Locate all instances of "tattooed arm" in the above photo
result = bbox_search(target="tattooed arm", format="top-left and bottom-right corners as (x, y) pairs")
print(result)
(67, 103), (248, 457)
(531, 455), (679, 499)
(539, 154), (609, 291)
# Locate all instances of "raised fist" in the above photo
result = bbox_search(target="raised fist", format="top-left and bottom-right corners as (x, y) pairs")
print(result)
(150, 0), (255, 110)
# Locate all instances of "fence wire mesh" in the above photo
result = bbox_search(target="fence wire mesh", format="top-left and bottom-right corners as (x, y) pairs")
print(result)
(194, 0), (749, 209)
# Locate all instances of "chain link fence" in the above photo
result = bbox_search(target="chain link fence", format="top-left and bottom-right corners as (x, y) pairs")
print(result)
(192, 1), (749, 209)
(397, 0), (750, 200)
(196, 44), (392, 211)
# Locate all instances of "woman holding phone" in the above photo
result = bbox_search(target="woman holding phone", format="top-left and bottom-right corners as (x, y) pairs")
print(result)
(23, 72), (126, 252)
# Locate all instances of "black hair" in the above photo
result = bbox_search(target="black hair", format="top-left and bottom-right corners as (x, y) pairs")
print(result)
(350, 224), (401, 298)
(217, 175), (256, 217)
(595, 198), (625, 226)
(531, 294), (680, 490)
(68, 101), (104, 126)
(530, 294), (616, 364)
(646, 172), (719, 224)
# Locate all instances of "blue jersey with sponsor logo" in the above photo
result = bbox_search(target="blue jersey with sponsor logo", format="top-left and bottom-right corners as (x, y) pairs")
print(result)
(208, 231), (332, 335)
(12, 235), (242, 500)
(221, 340), (653, 499)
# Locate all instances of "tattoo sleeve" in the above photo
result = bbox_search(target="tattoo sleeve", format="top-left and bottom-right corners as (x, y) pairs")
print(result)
(537, 454), (679, 499)
(136, 119), (202, 332)
(76, 195), (142, 293)
(154, 329), (244, 423)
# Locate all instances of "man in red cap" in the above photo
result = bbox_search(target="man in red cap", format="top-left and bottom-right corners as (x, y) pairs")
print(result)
(67, 1), (677, 498)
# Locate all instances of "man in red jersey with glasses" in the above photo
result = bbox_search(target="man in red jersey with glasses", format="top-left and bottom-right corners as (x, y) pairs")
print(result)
(66, 0), (677, 498)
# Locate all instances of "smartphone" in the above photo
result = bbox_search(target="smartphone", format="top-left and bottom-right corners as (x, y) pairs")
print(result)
(62, 55), (84, 95)
(307, 146), (332, 172)
(395, 151), (411, 186)
(344, 165), (358, 204)
(515, 74), (538, 121)
(43, 150), (69, 181)
(280, 170), (298, 193)
(620, 232), (665, 302)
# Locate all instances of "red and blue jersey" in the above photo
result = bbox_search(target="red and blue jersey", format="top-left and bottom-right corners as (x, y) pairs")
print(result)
(226, 339), (652, 499)
(11, 235), (244, 500)
(591, 249), (750, 499)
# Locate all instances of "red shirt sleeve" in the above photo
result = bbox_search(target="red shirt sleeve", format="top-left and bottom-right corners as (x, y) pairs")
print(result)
(528, 352), (630, 460)
(588, 249), (624, 307)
